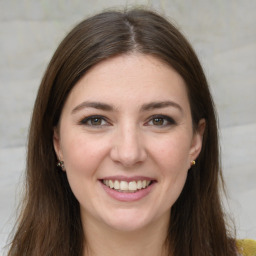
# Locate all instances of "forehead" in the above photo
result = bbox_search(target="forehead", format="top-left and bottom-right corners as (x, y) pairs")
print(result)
(64, 54), (190, 111)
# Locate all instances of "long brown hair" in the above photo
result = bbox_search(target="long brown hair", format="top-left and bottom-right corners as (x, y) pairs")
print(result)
(7, 8), (236, 255)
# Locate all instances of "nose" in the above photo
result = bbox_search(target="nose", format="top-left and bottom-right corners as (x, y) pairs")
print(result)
(110, 124), (147, 167)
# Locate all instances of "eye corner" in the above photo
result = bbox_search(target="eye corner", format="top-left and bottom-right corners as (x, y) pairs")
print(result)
(144, 114), (177, 127)
(79, 115), (111, 127)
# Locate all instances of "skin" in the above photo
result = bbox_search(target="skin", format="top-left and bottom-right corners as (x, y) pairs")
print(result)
(53, 54), (205, 256)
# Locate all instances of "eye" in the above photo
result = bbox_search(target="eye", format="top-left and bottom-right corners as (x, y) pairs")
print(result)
(152, 117), (165, 126)
(145, 115), (176, 127)
(79, 115), (109, 127)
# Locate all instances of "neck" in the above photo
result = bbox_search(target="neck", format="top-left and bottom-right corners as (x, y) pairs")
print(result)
(82, 212), (170, 256)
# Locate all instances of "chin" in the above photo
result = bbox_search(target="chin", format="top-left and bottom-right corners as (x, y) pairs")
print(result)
(102, 209), (154, 232)
(107, 219), (148, 232)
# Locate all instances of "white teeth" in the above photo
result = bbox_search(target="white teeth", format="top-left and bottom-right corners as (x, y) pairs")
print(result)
(103, 179), (152, 192)
(137, 180), (142, 189)
(128, 181), (137, 191)
(120, 181), (128, 190)
(109, 180), (114, 189)
(114, 180), (120, 189)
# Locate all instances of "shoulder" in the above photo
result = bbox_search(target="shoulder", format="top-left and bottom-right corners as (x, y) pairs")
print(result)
(236, 239), (256, 256)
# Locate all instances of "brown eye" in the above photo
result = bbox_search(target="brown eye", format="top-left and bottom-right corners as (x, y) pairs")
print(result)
(145, 115), (176, 127)
(152, 118), (164, 125)
(90, 118), (102, 125)
(80, 116), (109, 127)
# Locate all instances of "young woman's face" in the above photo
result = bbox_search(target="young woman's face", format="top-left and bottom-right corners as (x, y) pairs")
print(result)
(54, 54), (204, 232)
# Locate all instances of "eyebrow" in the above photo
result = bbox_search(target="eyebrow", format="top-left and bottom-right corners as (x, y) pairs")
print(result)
(71, 100), (183, 114)
(72, 101), (114, 113)
(140, 101), (183, 112)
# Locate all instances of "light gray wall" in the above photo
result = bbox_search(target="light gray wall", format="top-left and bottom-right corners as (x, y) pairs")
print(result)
(1, 0), (255, 253)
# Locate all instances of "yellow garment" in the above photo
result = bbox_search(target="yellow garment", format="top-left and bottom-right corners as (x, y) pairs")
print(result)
(236, 239), (256, 256)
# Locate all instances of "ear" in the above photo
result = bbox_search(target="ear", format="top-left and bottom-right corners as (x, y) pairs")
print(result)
(189, 119), (206, 163)
(53, 127), (63, 161)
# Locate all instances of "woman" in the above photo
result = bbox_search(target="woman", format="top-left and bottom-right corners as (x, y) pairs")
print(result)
(7, 8), (255, 256)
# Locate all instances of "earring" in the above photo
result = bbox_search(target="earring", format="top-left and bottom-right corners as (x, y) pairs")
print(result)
(57, 160), (65, 170)
(191, 160), (196, 166)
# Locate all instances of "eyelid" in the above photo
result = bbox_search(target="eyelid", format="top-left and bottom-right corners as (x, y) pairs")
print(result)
(78, 114), (176, 127)
(144, 114), (176, 126)
(79, 115), (111, 127)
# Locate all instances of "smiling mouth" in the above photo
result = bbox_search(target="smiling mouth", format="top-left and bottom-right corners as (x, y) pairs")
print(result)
(101, 179), (154, 193)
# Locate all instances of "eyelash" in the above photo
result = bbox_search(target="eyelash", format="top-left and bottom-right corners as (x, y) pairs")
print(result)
(145, 115), (176, 127)
(79, 115), (110, 127)
(79, 114), (176, 128)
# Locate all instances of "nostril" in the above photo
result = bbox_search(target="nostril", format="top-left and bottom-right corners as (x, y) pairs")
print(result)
(110, 150), (148, 167)
(109, 134), (147, 166)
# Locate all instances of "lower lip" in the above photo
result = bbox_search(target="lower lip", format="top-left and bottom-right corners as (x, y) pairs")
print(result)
(100, 182), (155, 202)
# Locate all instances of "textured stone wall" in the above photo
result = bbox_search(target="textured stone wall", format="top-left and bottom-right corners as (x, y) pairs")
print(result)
(0, 0), (255, 252)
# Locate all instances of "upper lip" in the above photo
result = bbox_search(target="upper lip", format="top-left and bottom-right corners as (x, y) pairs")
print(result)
(100, 175), (156, 182)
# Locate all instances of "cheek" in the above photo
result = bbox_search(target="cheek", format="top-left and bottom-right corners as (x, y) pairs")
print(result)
(60, 133), (108, 178)
(152, 133), (191, 184)
(151, 133), (192, 169)
(158, 137), (190, 203)
(60, 134), (110, 207)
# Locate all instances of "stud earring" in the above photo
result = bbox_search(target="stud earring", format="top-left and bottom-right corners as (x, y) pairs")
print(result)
(57, 160), (65, 170)
(191, 160), (196, 166)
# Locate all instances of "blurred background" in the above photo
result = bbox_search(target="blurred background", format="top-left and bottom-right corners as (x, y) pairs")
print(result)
(0, 0), (255, 254)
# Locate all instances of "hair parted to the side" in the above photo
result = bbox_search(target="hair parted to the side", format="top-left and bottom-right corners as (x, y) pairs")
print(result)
(7, 8), (236, 256)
